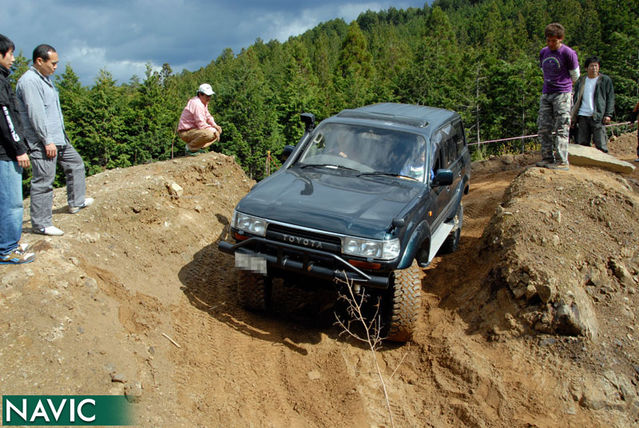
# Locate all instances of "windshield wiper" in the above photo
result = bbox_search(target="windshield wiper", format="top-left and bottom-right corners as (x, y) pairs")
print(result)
(299, 163), (359, 172)
(358, 171), (418, 181)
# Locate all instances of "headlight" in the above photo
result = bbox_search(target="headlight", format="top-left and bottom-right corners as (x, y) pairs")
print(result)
(342, 237), (400, 261)
(232, 210), (268, 237)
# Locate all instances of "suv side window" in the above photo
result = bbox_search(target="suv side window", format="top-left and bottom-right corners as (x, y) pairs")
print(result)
(434, 123), (457, 169)
(444, 137), (456, 167)
(430, 130), (443, 173)
(453, 120), (465, 156)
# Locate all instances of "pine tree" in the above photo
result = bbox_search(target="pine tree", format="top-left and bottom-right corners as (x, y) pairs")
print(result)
(334, 21), (375, 109)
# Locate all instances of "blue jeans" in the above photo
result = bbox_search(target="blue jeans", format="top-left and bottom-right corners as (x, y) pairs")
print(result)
(0, 160), (24, 255)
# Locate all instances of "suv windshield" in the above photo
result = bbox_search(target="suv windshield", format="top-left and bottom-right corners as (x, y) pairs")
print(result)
(295, 123), (428, 181)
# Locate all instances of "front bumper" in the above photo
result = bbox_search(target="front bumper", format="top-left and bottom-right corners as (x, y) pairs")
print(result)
(218, 237), (391, 289)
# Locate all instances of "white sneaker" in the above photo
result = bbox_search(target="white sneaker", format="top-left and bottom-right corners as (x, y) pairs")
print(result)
(69, 197), (94, 214)
(37, 226), (64, 236)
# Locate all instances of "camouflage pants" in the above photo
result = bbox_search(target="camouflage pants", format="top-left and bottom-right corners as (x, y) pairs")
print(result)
(538, 92), (571, 164)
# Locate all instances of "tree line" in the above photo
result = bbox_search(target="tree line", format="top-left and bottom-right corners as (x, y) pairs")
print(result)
(10, 0), (639, 189)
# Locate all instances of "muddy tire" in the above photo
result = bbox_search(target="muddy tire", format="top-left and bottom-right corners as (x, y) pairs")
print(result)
(386, 261), (422, 342)
(440, 203), (463, 254)
(237, 271), (271, 311)
(269, 279), (299, 313)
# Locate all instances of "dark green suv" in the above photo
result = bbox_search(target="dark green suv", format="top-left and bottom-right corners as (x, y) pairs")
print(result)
(219, 103), (470, 341)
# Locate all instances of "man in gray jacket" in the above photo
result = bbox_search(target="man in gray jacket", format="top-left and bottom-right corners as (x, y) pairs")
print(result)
(571, 56), (615, 153)
(16, 44), (93, 236)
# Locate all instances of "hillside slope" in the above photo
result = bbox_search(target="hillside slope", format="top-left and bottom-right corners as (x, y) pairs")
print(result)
(1, 133), (638, 426)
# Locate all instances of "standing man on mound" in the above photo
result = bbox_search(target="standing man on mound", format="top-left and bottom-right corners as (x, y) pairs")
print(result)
(536, 23), (580, 171)
(177, 83), (222, 155)
(571, 56), (615, 153)
(0, 34), (35, 264)
(16, 44), (93, 236)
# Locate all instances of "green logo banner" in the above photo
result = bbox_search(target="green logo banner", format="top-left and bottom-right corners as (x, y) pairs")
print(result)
(2, 395), (133, 426)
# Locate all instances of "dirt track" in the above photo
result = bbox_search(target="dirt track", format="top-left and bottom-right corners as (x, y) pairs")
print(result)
(1, 133), (638, 427)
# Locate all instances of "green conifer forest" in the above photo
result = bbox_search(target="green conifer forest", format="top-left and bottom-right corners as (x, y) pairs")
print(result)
(12, 0), (639, 185)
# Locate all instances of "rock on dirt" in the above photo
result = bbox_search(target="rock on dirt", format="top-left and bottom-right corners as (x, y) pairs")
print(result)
(568, 143), (636, 174)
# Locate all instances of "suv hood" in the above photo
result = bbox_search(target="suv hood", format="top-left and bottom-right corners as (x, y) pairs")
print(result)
(237, 168), (421, 238)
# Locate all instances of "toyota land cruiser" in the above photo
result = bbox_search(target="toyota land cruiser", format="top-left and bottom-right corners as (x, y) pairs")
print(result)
(218, 103), (470, 342)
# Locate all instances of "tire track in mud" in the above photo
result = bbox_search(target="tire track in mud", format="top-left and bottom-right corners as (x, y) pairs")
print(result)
(172, 237), (373, 426)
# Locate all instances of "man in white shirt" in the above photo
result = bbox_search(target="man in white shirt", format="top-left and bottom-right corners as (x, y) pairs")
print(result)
(571, 56), (615, 153)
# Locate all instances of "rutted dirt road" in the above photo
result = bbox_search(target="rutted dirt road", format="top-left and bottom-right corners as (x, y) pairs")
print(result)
(1, 133), (638, 427)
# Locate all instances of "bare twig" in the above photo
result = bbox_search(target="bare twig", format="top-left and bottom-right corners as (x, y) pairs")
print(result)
(162, 332), (181, 348)
(334, 275), (395, 428)
(389, 344), (410, 380)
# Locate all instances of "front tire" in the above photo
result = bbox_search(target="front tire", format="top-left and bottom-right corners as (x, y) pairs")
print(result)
(386, 261), (422, 342)
(237, 271), (271, 311)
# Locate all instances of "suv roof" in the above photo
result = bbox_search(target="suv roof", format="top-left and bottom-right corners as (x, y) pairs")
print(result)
(335, 102), (458, 130)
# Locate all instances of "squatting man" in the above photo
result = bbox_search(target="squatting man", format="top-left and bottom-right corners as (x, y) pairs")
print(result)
(177, 83), (222, 155)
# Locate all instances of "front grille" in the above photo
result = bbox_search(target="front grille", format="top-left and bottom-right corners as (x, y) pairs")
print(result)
(267, 223), (341, 253)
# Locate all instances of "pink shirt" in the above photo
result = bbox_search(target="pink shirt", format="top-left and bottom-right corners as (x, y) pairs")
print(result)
(177, 96), (217, 132)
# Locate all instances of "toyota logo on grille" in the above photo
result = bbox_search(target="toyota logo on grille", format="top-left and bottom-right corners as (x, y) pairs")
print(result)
(282, 233), (323, 249)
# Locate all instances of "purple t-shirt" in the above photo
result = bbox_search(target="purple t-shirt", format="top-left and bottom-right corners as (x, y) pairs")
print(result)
(540, 44), (579, 94)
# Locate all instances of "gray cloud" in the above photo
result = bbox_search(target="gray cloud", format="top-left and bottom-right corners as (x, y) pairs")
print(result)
(2, 0), (426, 85)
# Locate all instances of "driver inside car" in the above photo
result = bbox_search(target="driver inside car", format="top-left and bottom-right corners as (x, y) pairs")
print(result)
(400, 140), (428, 181)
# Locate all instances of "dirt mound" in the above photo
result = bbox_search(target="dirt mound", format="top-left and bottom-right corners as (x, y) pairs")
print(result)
(482, 165), (638, 338)
(1, 133), (638, 426)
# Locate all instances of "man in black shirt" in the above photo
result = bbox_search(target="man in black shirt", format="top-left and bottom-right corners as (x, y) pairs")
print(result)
(0, 34), (35, 264)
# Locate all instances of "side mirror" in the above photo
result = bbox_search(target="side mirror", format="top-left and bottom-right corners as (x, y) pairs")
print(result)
(280, 145), (295, 162)
(391, 218), (405, 228)
(432, 169), (453, 186)
(300, 113), (315, 132)
(281, 113), (315, 166)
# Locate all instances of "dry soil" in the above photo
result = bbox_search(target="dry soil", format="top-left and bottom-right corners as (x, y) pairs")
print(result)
(1, 132), (639, 427)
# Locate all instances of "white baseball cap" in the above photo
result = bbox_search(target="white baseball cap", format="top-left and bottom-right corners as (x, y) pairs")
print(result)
(198, 83), (215, 96)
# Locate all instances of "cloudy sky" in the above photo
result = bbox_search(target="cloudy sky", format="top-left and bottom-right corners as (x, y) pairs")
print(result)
(2, 1), (427, 85)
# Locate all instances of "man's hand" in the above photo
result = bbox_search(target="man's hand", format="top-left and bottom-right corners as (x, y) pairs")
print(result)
(45, 143), (57, 159)
(603, 116), (611, 125)
(16, 153), (30, 168)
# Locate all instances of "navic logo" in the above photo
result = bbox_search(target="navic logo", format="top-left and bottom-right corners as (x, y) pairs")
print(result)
(2, 395), (133, 426)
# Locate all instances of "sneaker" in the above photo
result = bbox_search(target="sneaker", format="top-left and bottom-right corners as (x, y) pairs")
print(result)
(69, 197), (94, 214)
(535, 160), (554, 168)
(548, 162), (569, 171)
(1, 247), (35, 264)
(185, 147), (205, 156)
(36, 226), (64, 236)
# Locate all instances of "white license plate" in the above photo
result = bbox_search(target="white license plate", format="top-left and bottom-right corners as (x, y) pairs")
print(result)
(235, 253), (267, 275)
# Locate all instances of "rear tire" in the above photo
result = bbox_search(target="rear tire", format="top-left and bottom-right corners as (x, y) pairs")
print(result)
(386, 261), (422, 342)
(440, 203), (463, 254)
(237, 271), (271, 311)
